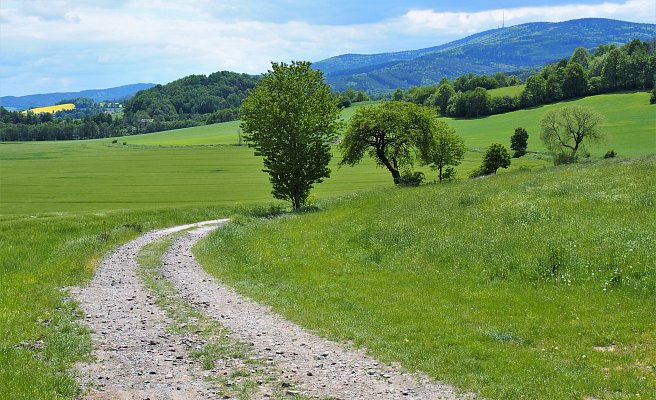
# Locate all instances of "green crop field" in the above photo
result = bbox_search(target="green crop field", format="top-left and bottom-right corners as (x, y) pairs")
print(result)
(196, 157), (656, 400)
(0, 90), (654, 399)
(123, 121), (243, 146)
(121, 101), (379, 147)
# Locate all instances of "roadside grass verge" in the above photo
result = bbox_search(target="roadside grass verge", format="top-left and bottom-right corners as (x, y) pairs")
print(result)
(137, 235), (310, 399)
(196, 157), (656, 399)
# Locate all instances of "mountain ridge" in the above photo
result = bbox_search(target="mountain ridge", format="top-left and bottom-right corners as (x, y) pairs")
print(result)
(315, 18), (656, 92)
(0, 83), (156, 110)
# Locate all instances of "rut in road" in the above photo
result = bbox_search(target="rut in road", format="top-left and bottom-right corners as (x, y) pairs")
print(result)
(74, 220), (472, 399)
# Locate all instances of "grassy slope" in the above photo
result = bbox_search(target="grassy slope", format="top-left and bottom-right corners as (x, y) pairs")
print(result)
(196, 158), (656, 399)
(446, 91), (656, 155)
(123, 120), (242, 146)
(487, 85), (525, 98)
(3, 91), (646, 216)
(0, 91), (653, 398)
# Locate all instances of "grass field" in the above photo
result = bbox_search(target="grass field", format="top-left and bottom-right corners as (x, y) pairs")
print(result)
(196, 157), (656, 399)
(121, 101), (379, 147)
(446, 91), (656, 156)
(118, 92), (655, 158)
(0, 90), (654, 399)
(488, 85), (525, 98)
(123, 120), (243, 146)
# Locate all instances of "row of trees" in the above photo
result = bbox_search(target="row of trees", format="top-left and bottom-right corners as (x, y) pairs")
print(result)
(241, 62), (471, 209)
(0, 110), (128, 141)
(399, 39), (655, 118)
(242, 61), (610, 210)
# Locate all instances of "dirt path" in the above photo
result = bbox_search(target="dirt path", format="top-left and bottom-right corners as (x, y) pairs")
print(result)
(74, 220), (470, 399)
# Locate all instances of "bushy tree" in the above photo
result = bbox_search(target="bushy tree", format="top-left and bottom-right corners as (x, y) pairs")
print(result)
(539, 105), (604, 164)
(340, 101), (436, 185)
(482, 143), (511, 174)
(510, 127), (529, 158)
(467, 87), (490, 117)
(429, 82), (456, 114)
(570, 47), (591, 68)
(521, 74), (547, 106)
(470, 143), (511, 177)
(240, 61), (341, 210)
(392, 88), (404, 101)
(562, 62), (588, 98)
(420, 122), (466, 182)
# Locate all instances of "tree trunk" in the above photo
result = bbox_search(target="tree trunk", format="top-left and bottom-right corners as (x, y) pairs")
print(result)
(375, 147), (401, 185)
(391, 169), (401, 185)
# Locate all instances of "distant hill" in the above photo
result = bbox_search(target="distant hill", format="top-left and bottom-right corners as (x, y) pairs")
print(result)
(0, 83), (156, 110)
(315, 18), (656, 92)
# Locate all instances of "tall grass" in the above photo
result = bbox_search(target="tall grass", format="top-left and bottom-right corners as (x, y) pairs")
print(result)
(196, 157), (656, 399)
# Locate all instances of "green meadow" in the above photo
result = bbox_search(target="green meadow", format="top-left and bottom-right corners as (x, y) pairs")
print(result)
(487, 84), (525, 97)
(197, 158), (656, 399)
(0, 90), (654, 398)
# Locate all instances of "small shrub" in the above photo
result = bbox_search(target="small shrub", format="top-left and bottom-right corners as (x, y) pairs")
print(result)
(469, 166), (488, 178)
(397, 171), (424, 186)
(246, 203), (287, 218)
(553, 152), (577, 165)
(111, 139), (118, 144)
(122, 142), (127, 145)
(650, 88), (656, 104)
(441, 166), (456, 181)
(604, 150), (617, 159)
(121, 223), (143, 232)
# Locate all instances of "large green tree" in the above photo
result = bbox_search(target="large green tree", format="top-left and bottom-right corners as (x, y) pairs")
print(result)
(539, 105), (604, 164)
(340, 101), (436, 185)
(240, 61), (341, 210)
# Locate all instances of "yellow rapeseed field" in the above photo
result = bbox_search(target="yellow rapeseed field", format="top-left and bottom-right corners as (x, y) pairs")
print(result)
(25, 103), (75, 114)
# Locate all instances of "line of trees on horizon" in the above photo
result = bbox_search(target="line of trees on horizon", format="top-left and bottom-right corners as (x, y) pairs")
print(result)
(398, 39), (655, 118)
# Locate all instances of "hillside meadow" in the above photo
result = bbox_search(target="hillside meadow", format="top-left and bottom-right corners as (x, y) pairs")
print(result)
(0, 90), (654, 398)
(196, 157), (656, 399)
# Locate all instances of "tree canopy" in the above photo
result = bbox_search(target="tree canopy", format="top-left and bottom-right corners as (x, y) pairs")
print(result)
(510, 127), (529, 158)
(540, 105), (604, 164)
(420, 122), (465, 182)
(481, 143), (511, 174)
(340, 101), (436, 185)
(240, 61), (341, 210)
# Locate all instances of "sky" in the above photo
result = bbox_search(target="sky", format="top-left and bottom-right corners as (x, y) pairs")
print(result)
(1, 0), (654, 96)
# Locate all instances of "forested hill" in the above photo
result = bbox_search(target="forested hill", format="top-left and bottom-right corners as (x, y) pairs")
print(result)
(123, 71), (258, 129)
(315, 18), (656, 92)
(0, 83), (155, 110)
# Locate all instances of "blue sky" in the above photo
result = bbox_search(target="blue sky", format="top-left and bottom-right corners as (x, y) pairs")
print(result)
(1, 0), (654, 96)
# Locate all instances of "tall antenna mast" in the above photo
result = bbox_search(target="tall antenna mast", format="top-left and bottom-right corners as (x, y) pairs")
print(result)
(502, 10), (505, 28)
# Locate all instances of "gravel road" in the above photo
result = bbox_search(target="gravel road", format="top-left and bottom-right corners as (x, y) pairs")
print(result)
(73, 220), (471, 399)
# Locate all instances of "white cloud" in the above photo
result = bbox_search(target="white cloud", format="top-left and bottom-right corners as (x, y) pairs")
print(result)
(1, 0), (654, 95)
(400, 0), (655, 35)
